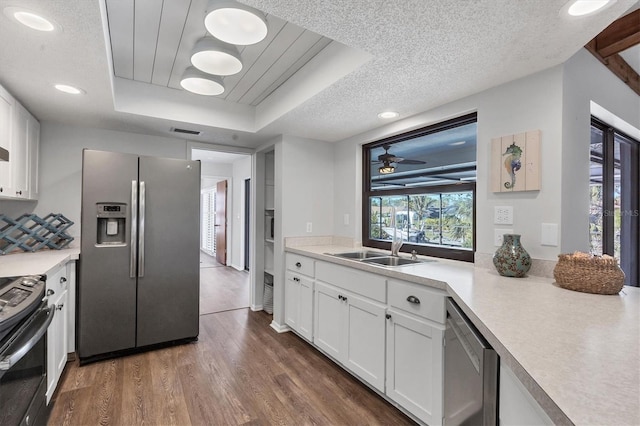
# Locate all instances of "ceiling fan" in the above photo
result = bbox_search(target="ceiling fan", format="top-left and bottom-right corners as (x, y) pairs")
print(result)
(373, 144), (426, 174)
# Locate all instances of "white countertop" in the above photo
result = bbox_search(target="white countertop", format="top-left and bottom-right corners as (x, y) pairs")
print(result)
(286, 245), (640, 426)
(0, 248), (80, 277)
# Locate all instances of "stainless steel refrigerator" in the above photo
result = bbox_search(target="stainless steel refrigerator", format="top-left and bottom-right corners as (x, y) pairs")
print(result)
(78, 150), (200, 362)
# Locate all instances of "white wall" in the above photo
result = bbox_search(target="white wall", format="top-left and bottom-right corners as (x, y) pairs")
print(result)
(231, 155), (251, 270)
(334, 65), (566, 260)
(561, 49), (640, 253)
(32, 122), (187, 238)
(280, 135), (335, 237)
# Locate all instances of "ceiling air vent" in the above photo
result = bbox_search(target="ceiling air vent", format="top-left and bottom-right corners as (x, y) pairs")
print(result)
(171, 127), (201, 136)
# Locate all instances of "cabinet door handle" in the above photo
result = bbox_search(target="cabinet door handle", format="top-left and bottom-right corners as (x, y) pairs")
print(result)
(60, 277), (67, 283)
(385, 313), (391, 320)
(295, 262), (302, 268)
(293, 277), (300, 282)
(56, 303), (64, 311)
(46, 289), (55, 297)
(16, 190), (22, 195)
(343, 296), (348, 302)
(406, 295), (421, 304)
(0, 187), (3, 192)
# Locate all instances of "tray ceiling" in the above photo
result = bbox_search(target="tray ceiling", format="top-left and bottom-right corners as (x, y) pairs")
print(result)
(106, 0), (332, 106)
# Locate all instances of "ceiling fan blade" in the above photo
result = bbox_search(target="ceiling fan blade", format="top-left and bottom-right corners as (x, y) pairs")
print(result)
(396, 159), (426, 164)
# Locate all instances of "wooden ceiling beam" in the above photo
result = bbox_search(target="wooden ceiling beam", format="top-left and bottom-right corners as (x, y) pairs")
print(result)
(585, 9), (640, 96)
(586, 40), (640, 96)
(594, 9), (640, 58)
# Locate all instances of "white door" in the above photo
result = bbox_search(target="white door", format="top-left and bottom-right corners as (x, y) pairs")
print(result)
(284, 272), (300, 330)
(298, 276), (314, 341)
(386, 309), (444, 426)
(343, 293), (386, 392)
(313, 282), (343, 361)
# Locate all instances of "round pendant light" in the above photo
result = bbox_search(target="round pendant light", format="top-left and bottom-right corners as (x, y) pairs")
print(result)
(204, 1), (268, 45)
(180, 67), (225, 96)
(191, 38), (242, 76)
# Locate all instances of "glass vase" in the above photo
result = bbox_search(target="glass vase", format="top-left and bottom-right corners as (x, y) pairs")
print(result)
(493, 234), (531, 278)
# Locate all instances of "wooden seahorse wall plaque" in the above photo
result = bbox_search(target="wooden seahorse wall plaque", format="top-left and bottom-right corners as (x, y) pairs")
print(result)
(491, 130), (541, 192)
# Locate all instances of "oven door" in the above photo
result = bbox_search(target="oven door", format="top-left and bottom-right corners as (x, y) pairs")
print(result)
(0, 303), (55, 426)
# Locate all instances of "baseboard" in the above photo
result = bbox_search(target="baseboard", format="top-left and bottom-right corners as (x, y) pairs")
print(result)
(250, 304), (264, 311)
(270, 320), (290, 333)
(230, 263), (245, 271)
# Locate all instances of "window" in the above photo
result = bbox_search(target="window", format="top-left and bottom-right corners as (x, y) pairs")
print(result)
(589, 117), (639, 286)
(363, 113), (477, 262)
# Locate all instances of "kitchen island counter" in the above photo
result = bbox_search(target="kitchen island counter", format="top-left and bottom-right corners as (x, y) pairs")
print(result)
(286, 244), (640, 426)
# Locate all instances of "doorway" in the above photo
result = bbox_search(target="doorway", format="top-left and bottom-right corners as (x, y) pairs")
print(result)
(189, 146), (253, 314)
(244, 178), (250, 271)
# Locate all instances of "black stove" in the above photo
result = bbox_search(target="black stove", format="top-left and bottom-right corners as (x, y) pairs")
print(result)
(0, 275), (46, 345)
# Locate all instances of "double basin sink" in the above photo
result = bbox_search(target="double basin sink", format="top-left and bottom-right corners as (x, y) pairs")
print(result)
(328, 250), (429, 267)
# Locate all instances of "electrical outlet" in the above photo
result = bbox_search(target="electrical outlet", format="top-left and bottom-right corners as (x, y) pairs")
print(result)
(494, 228), (513, 246)
(306, 222), (312, 233)
(494, 206), (513, 225)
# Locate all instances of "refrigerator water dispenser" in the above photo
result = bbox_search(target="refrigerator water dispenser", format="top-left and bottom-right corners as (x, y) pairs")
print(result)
(96, 203), (126, 245)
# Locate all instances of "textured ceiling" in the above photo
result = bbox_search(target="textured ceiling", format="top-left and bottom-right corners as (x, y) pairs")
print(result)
(0, 0), (637, 150)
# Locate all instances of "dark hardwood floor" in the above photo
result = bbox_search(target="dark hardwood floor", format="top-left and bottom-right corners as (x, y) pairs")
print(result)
(48, 309), (415, 425)
(50, 254), (413, 425)
(199, 252), (250, 315)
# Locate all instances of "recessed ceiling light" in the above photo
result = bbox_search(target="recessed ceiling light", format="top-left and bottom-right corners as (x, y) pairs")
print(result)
(205, 1), (268, 46)
(54, 84), (85, 95)
(180, 67), (225, 96)
(449, 141), (466, 146)
(564, 0), (614, 17)
(3, 7), (59, 32)
(378, 111), (399, 119)
(191, 38), (242, 76)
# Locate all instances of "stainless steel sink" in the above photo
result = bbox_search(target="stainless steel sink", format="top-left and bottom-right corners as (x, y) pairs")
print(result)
(361, 256), (425, 267)
(329, 251), (387, 259)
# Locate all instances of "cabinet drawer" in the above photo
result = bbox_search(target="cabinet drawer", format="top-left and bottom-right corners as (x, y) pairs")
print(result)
(316, 261), (386, 303)
(286, 253), (315, 277)
(388, 279), (446, 324)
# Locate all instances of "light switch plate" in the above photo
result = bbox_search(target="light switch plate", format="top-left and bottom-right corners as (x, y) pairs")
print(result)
(306, 222), (312, 233)
(494, 206), (513, 225)
(495, 228), (513, 246)
(343, 213), (350, 226)
(541, 223), (558, 246)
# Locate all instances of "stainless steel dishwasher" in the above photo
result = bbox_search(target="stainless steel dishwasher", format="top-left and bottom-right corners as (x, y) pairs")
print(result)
(444, 298), (499, 426)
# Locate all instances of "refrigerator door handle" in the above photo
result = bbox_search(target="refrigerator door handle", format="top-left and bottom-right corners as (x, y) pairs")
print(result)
(138, 181), (146, 278)
(130, 180), (138, 278)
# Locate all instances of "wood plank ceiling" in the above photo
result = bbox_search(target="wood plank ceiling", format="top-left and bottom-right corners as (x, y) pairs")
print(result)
(105, 0), (331, 106)
(586, 8), (640, 96)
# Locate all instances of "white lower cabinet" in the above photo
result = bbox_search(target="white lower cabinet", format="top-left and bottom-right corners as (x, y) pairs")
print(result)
(287, 256), (447, 424)
(386, 309), (444, 426)
(46, 264), (69, 403)
(314, 281), (386, 392)
(284, 271), (314, 341)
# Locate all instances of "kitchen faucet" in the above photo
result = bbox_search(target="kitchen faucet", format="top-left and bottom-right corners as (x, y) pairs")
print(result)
(390, 207), (403, 256)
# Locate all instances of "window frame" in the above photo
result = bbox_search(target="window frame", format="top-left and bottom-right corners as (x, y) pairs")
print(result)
(362, 113), (477, 262)
(590, 116), (639, 286)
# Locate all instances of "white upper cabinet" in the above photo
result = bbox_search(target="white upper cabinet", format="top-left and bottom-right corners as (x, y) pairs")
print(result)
(0, 85), (14, 195)
(11, 103), (29, 198)
(28, 115), (40, 199)
(0, 84), (40, 200)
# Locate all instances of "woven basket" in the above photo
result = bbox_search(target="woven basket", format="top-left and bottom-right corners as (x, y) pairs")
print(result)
(553, 252), (625, 295)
